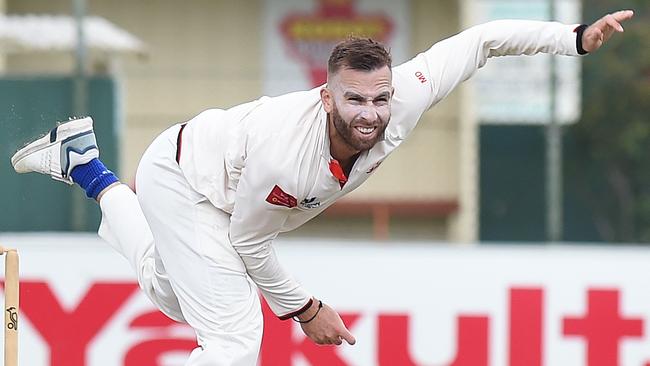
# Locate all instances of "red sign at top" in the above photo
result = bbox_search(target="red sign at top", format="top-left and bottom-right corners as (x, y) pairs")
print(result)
(280, 0), (394, 86)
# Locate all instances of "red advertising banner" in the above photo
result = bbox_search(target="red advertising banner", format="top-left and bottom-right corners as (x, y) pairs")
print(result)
(2, 234), (650, 365)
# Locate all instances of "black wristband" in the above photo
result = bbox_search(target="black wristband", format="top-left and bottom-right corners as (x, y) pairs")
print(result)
(293, 300), (323, 323)
(574, 24), (589, 55)
(279, 298), (313, 320)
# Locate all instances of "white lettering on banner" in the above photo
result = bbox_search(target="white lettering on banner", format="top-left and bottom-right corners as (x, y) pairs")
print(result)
(2, 235), (650, 365)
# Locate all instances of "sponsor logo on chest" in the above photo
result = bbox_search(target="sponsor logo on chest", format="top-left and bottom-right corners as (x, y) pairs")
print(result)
(300, 197), (321, 209)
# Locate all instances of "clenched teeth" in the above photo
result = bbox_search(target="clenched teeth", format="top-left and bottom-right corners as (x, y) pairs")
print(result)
(355, 126), (376, 134)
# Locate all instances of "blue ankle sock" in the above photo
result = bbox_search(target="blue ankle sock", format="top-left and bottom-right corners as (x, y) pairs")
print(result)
(70, 158), (119, 200)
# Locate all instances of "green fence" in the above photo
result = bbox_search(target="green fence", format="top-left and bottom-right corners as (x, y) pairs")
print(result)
(0, 76), (117, 232)
(479, 125), (605, 242)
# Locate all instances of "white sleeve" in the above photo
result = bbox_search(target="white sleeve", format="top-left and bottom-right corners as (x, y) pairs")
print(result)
(393, 20), (582, 113)
(228, 139), (312, 319)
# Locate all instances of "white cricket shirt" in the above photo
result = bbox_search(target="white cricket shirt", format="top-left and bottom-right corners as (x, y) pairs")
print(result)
(178, 20), (582, 318)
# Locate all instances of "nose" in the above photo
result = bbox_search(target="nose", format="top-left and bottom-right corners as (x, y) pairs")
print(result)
(358, 106), (379, 122)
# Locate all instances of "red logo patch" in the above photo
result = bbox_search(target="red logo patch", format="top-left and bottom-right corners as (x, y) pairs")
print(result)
(415, 71), (427, 84)
(266, 185), (297, 208)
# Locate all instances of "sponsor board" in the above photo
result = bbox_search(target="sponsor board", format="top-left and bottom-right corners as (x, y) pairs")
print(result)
(263, 0), (410, 95)
(1, 233), (650, 365)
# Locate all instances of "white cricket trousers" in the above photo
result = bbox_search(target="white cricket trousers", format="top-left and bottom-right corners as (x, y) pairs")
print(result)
(97, 124), (263, 366)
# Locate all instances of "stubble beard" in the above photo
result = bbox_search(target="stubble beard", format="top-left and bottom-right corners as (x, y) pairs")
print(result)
(331, 104), (389, 153)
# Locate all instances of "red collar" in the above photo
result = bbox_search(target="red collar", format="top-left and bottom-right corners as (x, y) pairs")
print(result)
(328, 159), (348, 188)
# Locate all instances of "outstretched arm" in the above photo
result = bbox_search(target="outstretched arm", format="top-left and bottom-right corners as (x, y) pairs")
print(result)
(392, 9), (635, 113)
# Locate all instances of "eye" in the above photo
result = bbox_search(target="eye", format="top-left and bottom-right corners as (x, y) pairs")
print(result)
(374, 97), (389, 105)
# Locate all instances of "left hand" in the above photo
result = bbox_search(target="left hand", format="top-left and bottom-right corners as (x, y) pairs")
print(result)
(298, 300), (356, 346)
(582, 10), (634, 53)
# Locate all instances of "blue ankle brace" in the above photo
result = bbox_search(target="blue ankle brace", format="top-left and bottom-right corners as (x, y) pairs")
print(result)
(70, 158), (119, 200)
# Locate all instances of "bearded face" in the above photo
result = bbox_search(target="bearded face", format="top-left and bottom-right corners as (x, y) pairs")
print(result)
(323, 66), (394, 155)
(330, 99), (389, 152)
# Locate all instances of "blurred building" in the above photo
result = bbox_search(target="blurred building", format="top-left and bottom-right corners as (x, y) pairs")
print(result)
(1, 0), (477, 242)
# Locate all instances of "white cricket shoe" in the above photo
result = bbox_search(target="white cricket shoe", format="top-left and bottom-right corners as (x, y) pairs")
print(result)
(11, 117), (99, 185)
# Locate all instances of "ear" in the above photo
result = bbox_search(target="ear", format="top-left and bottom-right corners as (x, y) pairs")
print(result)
(320, 87), (334, 113)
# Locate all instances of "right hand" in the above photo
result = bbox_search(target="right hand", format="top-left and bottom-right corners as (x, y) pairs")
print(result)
(298, 299), (356, 346)
(582, 10), (634, 53)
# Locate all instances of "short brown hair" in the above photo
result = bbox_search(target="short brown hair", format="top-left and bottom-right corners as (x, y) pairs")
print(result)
(327, 37), (392, 75)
